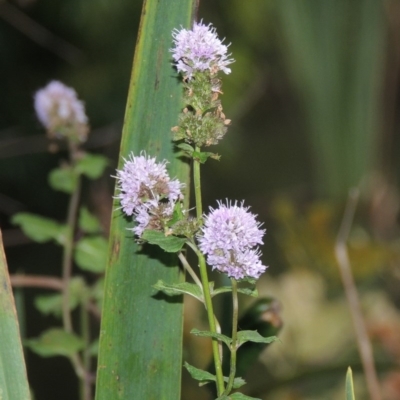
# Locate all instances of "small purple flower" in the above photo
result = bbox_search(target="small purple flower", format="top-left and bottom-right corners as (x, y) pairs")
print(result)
(198, 200), (267, 280)
(171, 21), (234, 79)
(115, 152), (184, 237)
(34, 81), (88, 141)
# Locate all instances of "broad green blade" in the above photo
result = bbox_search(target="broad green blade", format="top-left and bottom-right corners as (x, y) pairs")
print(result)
(0, 230), (31, 400)
(346, 367), (356, 400)
(95, 1), (197, 399)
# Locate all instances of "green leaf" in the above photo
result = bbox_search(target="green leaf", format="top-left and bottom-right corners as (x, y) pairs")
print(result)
(74, 236), (108, 273)
(212, 286), (258, 298)
(48, 166), (78, 194)
(228, 393), (261, 400)
(89, 339), (99, 357)
(153, 280), (203, 301)
(75, 153), (108, 179)
(95, 2), (195, 399)
(78, 207), (102, 233)
(167, 202), (186, 227)
(25, 328), (84, 357)
(0, 231), (31, 399)
(236, 331), (279, 348)
(192, 150), (218, 163)
(176, 143), (194, 157)
(141, 230), (186, 253)
(190, 328), (232, 348)
(12, 213), (67, 245)
(346, 367), (356, 400)
(34, 277), (86, 316)
(184, 362), (217, 386)
(231, 377), (247, 389)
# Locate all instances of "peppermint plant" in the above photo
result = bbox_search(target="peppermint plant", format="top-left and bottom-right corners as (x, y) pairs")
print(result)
(114, 21), (278, 399)
(12, 81), (108, 400)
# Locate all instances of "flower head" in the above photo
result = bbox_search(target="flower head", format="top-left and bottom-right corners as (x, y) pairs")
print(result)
(115, 152), (184, 237)
(34, 81), (89, 143)
(171, 21), (234, 79)
(198, 200), (267, 280)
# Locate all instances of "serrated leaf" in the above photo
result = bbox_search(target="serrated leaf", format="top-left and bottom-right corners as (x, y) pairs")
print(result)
(153, 280), (203, 301)
(25, 328), (84, 357)
(232, 377), (247, 389)
(190, 328), (232, 347)
(34, 277), (86, 316)
(74, 236), (108, 273)
(48, 167), (78, 194)
(212, 286), (258, 298)
(184, 361), (216, 386)
(75, 153), (108, 179)
(78, 207), (102, 233)
(236, 331), (279, 348)
(346, 367), (356, 400)
(141, 230), (186, 252)
(12, 213), (67, 245)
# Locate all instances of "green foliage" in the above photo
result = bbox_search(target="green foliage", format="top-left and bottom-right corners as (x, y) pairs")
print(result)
(74, 236), (108, 272)
(49, 167), (78, 194)
(25, 328), (85, 357)
(217, 393), (261, 400)
(78, 207), (102, 233)
(184, 362), (246, 389)
(192, 150), (220, 163)
(75, 154), (108, 179)
(153, 280), (203, 302)
(212, 286), (258, 298)
(12, 213), (67, 245)
(0, 232), (31, 400)
(236, 330), (279, 348)
(141, 230), (187, 253)
(346, 367), (356, 400)
(191, 328), (232, 348)
(34, 277), (87, 316)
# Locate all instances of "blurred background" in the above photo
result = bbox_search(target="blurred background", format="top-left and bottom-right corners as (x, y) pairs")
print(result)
(1, 0), (400, 399)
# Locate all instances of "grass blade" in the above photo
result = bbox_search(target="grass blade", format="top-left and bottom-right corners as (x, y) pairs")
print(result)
(0, 230), (31, 400)
(95, 1), (197, 399)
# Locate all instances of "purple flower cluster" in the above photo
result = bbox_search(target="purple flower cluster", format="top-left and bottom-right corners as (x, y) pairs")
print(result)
(171, 21), (234, 79)
(115, 152), (183, 237)
(198, 201), (267, 280)
(34, 81), (88, 142)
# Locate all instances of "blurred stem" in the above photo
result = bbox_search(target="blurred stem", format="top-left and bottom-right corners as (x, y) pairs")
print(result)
(192, 153), (225, 396)
(224, 278), (238, 395)
(80, 299), (92, 400)
(178, 251), (202, 288)
(335, 188), (382, 400)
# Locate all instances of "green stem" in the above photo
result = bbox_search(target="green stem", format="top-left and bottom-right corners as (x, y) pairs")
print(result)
(224, 278), (238, 395)
(192, 153), (224, 396)
(178, 252), (202, 289)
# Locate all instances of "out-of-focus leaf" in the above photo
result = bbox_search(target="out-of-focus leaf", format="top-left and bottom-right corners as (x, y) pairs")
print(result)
(34, 277), (86, 316)
(48, 167), (78, 194)
(191, 328), (232, 348)
(0, 230), (31, 399)
(74, 236), (108, 272)
(75, 153), (108, 179)
(12, 213), (67, 245)
(78, 207), (102, 233)
(25, 328), (84, 357)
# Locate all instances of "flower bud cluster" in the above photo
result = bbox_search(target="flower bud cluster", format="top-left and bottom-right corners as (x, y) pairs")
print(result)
(115, 152), (184, 237)
(198, 201), (267, 280)
(171, 22), (233, 147)
(34, 81), (89, 144)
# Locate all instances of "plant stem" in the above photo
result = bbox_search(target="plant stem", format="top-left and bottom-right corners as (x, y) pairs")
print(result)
(178, 252), (202, 288)
(61, 174), (87, 396)
(192, 153), (225, 396)
(224, 278), (238, 395)
(335, 188), (382, 400)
